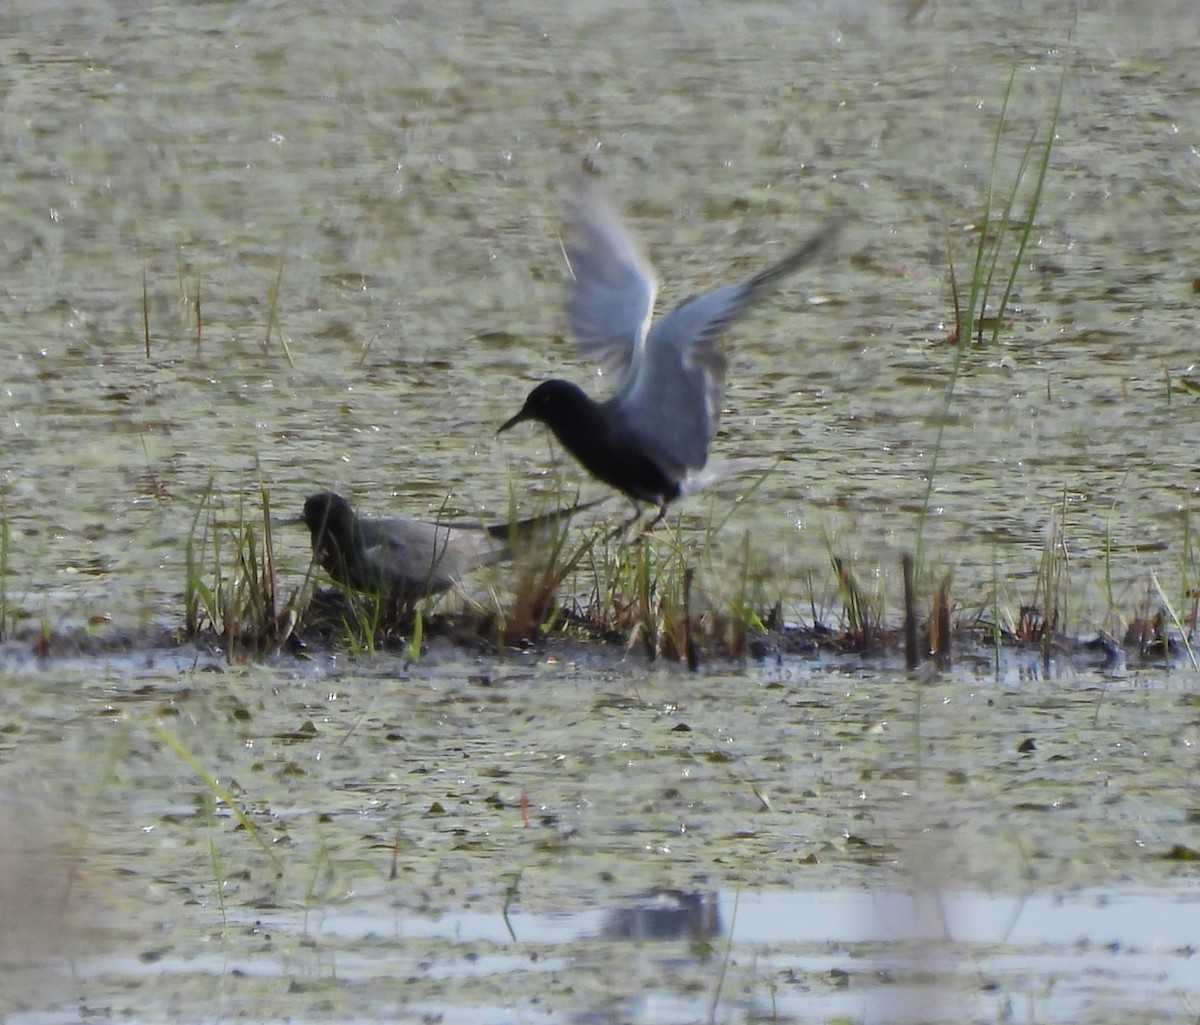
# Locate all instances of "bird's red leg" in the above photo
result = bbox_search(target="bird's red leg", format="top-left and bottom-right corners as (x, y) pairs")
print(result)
(605, 501), (646, 540)
(642, 502), (668, 532)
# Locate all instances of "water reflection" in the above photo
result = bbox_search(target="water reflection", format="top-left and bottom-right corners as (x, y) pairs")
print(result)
(598, 889), (721, 943)
(238, 885), (1197, 1023)
(9, 882), (1199, 1024)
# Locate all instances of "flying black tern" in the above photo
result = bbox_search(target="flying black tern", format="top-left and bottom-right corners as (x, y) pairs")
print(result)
(498, 187), (837, 526)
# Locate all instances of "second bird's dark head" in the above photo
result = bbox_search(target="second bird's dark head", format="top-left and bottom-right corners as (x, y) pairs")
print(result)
(498, 379), (592, 435)
(301, 492), (358, 558)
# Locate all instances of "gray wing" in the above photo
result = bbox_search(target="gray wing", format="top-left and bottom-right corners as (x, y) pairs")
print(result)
(616, 223), (839, 477)
(565, 188), (657, 389)
(363, 519), (504, 596)
(611, 286), (733, 477)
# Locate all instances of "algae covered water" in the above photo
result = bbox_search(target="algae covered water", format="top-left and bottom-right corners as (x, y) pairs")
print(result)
(2, 0), (1200, 1021)
(4, 645), (1200, 1022)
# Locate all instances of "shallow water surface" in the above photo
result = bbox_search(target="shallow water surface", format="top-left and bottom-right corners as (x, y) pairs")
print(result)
(4, 646), (1200, 1022)
(29, 886), (1199, 1025)
(2, 1), (1200, 1022)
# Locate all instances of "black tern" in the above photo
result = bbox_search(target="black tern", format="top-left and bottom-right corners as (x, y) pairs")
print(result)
(498, 188), (837, 526)
(301, 492), (593, 602)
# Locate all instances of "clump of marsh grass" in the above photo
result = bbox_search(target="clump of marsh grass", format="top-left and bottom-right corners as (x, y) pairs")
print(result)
(900, 553), (955, 670)
(327, 591), (400, 656)
(622, 527), (693, 662)
(976, 499), (1075, 665)
(184, 480), (299, 660)
(500, 511), (598, 648)
(297, 588), (428, 656)
(572, 472), (786, 664)
(480, 475), (606, 648)
(723, 530), (774, 659)
(701, 471), (790, 658)
(1029, 500), (1072, 654)
(559, 516), (699, 662)
(813, 520), (900, 653)
(831, 555), (885, 651)
(557, 504), (782, 665)
(1098, 495), (1198, 667)
(1146, 574), (1197, 670)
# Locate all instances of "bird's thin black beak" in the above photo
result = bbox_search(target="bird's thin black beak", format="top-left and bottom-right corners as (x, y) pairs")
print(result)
(279, 513), (308, 528)
(497, 408), (530, 435)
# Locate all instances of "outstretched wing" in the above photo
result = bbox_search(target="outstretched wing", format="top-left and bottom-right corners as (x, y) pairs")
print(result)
(616, 222), (839, 478)
(565, 187), (657, 391)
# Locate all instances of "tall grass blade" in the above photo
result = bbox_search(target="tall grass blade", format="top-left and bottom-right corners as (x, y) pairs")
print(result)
(0, 506), (9, 641)
(914, 57), (1067, 583)
(150, 722), (283, 871)
(1151, 572), (1198, 670)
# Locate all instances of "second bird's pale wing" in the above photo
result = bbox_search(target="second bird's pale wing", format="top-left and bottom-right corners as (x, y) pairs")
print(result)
(356, 519), (464, 595)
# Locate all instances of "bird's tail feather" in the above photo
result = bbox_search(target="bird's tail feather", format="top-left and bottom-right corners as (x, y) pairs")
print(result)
(483, 497), (608, 543)
(680, 456), (774, 498)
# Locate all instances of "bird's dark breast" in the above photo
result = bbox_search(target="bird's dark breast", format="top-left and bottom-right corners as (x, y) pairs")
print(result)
(313, 524), (385, 593)
(314, 543), (356, 588)
(593, 446), (680, 505)
(316, 539), (369, 591)
(548, 416), (680, 506)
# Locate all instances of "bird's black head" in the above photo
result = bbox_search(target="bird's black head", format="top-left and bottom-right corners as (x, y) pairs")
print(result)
(497, 379), (591, 435)
(301, 492), (357, 560)
(497, 379), (680, 508)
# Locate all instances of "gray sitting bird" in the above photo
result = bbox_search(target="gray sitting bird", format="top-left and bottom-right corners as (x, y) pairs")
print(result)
(301, 492), (592, 602)
(499, 186), (837, 526)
